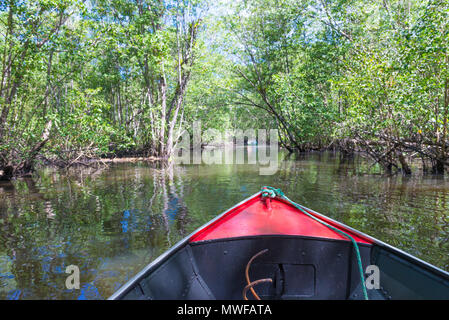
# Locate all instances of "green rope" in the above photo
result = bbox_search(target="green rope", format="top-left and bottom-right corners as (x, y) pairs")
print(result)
(260, 186), (369, 300)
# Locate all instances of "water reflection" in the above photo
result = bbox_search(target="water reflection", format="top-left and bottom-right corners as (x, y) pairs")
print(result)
(0, 150), (449, 299)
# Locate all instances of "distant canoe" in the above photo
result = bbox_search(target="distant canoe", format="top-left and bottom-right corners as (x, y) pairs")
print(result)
(109, 189), (449, 300)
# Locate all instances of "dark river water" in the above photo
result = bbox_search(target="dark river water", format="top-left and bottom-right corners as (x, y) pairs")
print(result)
(1, 149), (449, 299)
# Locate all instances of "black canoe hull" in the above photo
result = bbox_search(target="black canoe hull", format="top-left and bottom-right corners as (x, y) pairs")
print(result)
(109, 193), (449, 300)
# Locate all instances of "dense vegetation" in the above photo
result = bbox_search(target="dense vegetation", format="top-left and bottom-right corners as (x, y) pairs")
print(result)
(1, 0), (449, 179)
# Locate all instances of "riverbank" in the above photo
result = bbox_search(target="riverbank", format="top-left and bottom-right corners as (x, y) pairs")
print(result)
(2, 141), (447, 182)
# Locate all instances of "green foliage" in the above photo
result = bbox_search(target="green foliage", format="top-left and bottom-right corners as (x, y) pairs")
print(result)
(2, 0), (449, 176)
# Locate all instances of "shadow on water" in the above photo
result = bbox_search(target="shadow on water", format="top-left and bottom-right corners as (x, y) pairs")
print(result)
(0, 149), (449, 299)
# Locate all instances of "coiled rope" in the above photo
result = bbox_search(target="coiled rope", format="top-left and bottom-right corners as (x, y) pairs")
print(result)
(260, 186), (369, 300)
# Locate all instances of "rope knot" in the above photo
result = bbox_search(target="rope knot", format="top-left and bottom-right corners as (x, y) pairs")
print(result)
(261, 186), (284, 198)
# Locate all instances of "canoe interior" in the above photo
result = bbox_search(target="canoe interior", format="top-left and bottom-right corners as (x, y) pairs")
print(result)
(117, 235), (449, 300)
(112, 194), (449, 300)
